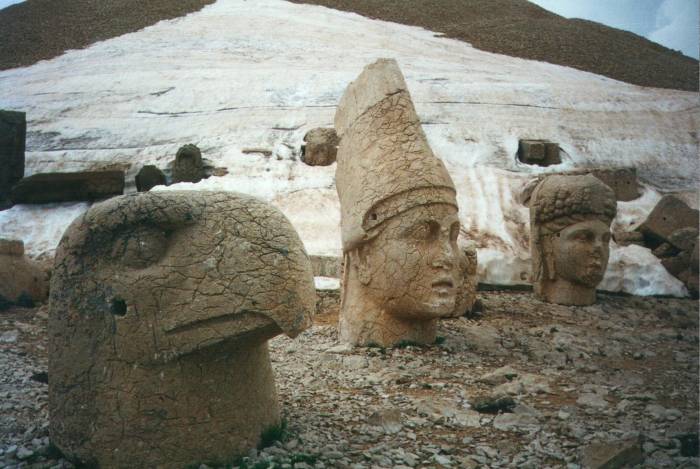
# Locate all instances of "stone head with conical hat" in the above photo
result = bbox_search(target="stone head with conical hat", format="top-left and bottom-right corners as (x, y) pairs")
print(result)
(528, 174), (617, 305)
(335, 58), (469, 347)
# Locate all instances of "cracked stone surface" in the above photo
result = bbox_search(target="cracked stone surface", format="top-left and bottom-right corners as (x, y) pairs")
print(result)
(335, 59), (472, 347)
(47, 190), (315, 468)
(526, 174), (617, 306)
(1, 291), (697, 468)
(172, 143), (204, 184)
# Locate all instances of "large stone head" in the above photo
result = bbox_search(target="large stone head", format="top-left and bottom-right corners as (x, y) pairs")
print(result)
(529, 174), (617, 305)
(49, 190), (314, 467)
(335, 59), (468, 346)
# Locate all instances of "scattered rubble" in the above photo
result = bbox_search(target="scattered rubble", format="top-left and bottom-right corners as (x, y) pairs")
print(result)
(1, 290), (697, 468)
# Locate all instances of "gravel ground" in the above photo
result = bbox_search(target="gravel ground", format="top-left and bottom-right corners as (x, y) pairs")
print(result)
(1, 291), (698, 468)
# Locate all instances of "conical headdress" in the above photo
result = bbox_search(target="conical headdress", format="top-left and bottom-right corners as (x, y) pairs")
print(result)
(334, 59), (457, 252)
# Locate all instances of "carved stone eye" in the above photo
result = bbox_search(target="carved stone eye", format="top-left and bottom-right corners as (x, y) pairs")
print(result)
(112, 227), (168, 269)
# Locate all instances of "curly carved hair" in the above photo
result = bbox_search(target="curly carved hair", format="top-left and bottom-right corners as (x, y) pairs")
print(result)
(529, 174), (617, 284)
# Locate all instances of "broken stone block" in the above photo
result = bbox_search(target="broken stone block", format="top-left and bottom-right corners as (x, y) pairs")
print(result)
(0, 110), (26, 209)
(668, 227), (698, 252)
(589, 168), (640, 201)
(661, 252), (691, 276)
(172, 143), (204, 183)
(517, 139), (561, 166)
(579, 437), (643, 469)
(638, 195), (699, 246)
(301, 128), (339, 166)
(653, 242), (678, 258)
(49, 191), (315, 468)
(612, 231), (645, 247)
(11, 171), (124, 204)
(134, 164), (166, 192)
(334, 58), (470, 347)
(0, 239), (47, 309)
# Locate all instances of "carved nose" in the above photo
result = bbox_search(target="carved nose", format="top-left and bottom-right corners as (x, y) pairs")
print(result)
(432, 239), (455, 269)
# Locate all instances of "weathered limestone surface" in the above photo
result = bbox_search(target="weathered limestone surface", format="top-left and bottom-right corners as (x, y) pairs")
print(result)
(172, 143), (204, 183)
(302, 128), (339, 166)
(0, 238), (46, 308)
(587, 168), (640, 202)
(134, 164), (166, 192)
(528, 174), (617, 306)
(0, 110), (25, 209)
(335, 59), (471, 347)
(49, 191), (315, 468)
(11, 171), (124, 203)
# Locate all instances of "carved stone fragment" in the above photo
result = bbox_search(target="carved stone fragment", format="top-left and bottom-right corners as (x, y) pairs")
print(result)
(134, 164), (166, 192)
(49, 191), (315, 468)
(0, 110), (25, 209)
(0, 238), (47, 308)
(11, 171), (124, 204)
(638, 195), (699, 246)
(334, 59), (470, 347)
(302, 127), (339, 166)
(172, 143), (204, 183)
(528, 174), (617, 305)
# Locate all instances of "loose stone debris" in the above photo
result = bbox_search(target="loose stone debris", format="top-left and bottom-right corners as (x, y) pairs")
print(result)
(2, 290), (697, 468)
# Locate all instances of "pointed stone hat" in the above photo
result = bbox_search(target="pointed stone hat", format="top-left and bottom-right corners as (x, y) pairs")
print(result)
(334, 58), (457, 252)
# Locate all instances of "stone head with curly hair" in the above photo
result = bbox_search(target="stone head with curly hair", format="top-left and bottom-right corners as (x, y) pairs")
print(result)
(529, 174), (617, 305)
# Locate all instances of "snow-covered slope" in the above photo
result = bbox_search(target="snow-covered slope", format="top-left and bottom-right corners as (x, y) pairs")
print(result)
(0, 0), (697, 296)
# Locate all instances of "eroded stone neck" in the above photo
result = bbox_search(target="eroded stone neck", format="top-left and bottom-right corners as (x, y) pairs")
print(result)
(537, 277), (596, 306)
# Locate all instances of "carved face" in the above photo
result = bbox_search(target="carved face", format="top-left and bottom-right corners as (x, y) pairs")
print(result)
(358, 204), (463, 319)
(552, 219), (611, 287)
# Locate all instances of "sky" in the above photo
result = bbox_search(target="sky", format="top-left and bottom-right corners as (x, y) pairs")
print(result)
(530, 0), (699, 59)
(0, 0), (698, 59)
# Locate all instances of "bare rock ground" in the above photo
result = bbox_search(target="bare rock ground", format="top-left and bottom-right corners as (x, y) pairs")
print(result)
(1, 291), (698, 468)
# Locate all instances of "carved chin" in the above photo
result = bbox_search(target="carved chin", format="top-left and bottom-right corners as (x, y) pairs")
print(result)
(383, 295), (456, 320)
(577, 266), (605, 287)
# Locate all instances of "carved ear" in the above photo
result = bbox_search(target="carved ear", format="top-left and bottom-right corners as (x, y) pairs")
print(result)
(354, 246), (372, 285)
